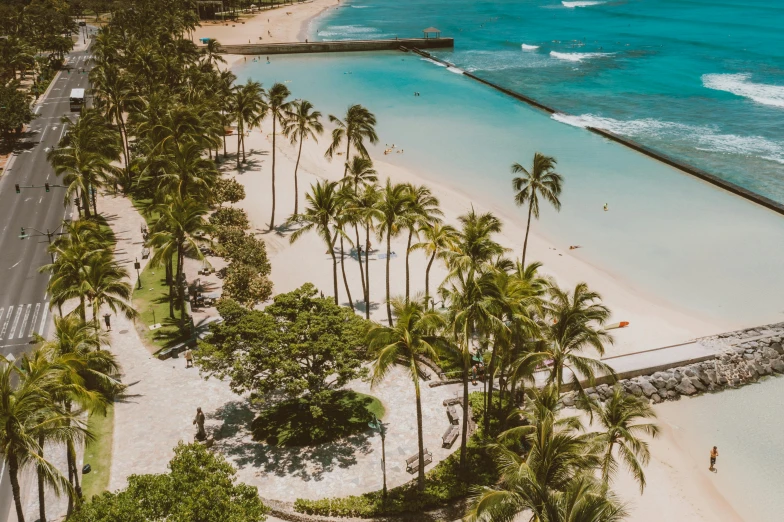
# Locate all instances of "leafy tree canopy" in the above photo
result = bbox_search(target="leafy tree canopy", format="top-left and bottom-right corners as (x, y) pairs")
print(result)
(0, 81), (33, 138)
(196, 284), (371, 405)
(70, 442), (268, 522)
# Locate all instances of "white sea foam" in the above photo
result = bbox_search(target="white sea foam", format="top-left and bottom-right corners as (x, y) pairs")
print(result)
(522, 44), (539, 51)
(562, 1), (605, 7)
(317, 25), (379, 38)
(550, 51), (613, 62)
(420, 57), (447, 67)
(552, 113), (784, 163)
(446, 66), (464, 75)
(351, 5), (372, 8)
(702, 73), (784, 109)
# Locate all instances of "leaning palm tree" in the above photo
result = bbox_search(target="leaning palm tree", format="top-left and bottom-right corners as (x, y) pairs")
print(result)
(289, 181), (341, 305)
(325, 104), (379, 176)
(0, 354), (81, 522)
(350, 183), (383, 319)
(343, 155), (378, 301)
(512, 153), (563, 266)
(590, 386), (659, 493)
(377, 180), (412, 325)
(283, 99), (323, 216)
(368, 298), (445, 491)
(266, 82), (293, 230)
(231, 80), (266, 167)
(82, 254), (137, 330)
(411, 222), (458, 304)
(402, 184), (442, 302)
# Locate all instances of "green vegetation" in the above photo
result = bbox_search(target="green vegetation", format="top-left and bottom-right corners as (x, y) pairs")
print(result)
(70, 443), (268, 522)
(132, 260), (188, 352)
(81, 404), (115, 499)
(252, 390), (384, 447)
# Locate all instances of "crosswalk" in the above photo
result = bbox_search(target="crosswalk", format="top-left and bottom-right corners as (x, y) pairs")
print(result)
(0, 303), (49, 343)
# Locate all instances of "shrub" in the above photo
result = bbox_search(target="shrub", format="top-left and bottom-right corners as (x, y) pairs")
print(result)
(214, 177), (246, 206)
(210, 207), (250, 230)
(222, 261), (273, 307)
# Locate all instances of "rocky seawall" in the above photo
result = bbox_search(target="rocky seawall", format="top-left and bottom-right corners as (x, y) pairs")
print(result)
(564, 323), (784, 405)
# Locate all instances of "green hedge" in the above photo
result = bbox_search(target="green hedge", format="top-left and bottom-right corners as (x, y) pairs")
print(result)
(293, 437), (497, 518)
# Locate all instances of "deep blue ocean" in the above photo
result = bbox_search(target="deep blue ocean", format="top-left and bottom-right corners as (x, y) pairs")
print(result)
(314, 0), (784, 202)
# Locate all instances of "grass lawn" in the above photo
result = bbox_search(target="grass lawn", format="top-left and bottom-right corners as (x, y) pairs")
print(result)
(252, 390), (385, 447)
(132, 263), (189, 353)
(81, 404), (114, 499)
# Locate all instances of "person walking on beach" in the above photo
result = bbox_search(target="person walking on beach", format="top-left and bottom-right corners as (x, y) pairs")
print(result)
(184, 348), (193, 368)
(709, 446), (719, 472)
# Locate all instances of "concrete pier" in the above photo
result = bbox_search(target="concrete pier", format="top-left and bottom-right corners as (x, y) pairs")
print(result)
(218, 37), (454, 55)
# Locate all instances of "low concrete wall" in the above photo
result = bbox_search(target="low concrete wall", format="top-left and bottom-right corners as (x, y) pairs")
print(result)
(218, 38), (453, 55)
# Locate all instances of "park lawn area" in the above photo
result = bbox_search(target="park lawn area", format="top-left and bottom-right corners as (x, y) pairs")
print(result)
(81, 404), (114, 499)
(252, 390), (385, 447)
(132, 261), (189, 353)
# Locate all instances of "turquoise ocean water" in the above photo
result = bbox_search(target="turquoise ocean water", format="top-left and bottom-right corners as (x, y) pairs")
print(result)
(313, 0), (784, 203)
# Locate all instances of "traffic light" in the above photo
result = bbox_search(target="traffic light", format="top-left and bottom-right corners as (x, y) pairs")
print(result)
(19, 227), (25, 239)
(15, 184), (20, 194)
(45, 183), (50, 192)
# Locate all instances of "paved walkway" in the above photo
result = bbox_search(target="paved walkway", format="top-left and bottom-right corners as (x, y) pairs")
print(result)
(103, 193), (467, 502)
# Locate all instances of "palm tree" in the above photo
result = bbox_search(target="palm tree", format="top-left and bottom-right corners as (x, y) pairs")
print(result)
(0, 355), (81, 522)
(89, 63), (133, 181)
(289, 181), (341, 305)
(512, 153), (563, 266)
(82, 254), (136, 331)
(590, 386), (659, 493)
(350, 183), (382, 319)
(377, 180), (411, 325)
(402, 184), (442, 303)
(47, 109), (122, 218)
(231, 80), (266, 168)
(411, 222), (458, 304)
(335, 185), (357, 312)
(343, 156), (378, 302)
(520, 282), (615, 396)
(151, 138), (219, 198)
(443, 209), (506, 277)
(283, 99), (323, 216)
(201, 38), (226, 68)
(217, 70), (237, 159)
(326, 104), (378, 176)
(266, 82), (293, 230)
(368, 298), (445, 491)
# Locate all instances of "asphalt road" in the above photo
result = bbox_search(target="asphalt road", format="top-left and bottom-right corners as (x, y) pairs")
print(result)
(0, 50), (92, 359)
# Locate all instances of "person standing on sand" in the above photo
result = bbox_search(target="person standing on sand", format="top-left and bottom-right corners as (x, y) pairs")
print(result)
(710, 446), (719, 471)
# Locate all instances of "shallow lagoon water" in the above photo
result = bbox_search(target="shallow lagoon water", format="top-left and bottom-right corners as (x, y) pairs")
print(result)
(237, 52), (784, 327)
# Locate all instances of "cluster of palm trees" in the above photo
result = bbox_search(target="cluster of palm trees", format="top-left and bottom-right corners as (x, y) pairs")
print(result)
(0, 316), (122, 522)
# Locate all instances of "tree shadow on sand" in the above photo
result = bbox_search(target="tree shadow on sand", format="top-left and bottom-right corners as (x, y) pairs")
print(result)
(209, 398), (374, 482)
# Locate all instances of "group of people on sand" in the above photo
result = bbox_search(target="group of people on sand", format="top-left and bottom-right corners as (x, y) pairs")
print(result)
(384, 144), (403, 155)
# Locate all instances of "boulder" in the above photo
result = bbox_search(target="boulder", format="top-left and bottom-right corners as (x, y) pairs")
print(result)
(652, 378), (667, 389)
(691, 378), (706, 392)
(770, 358), (784, 373)
(666, 378), (678, 390)
(675, 377), (698, 396)
(651, 393), (663, 404)
(754, 361), (771, 376)
(640, 380), (658, 398)
(562, 394), (576, 407)
(771, 342), (784, 355)
(666, 390), (680, 400)
(684, 368), (696, 378)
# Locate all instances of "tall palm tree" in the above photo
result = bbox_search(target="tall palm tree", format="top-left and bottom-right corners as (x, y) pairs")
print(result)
(201, 38), (226, 68)
(266, 82), (292, 230)
(402, 184), (442, 303)
(343, 156), (378, 301)
(289, 181), (341, 305)
(0, 355), (81, 522)
(520, 283), (615, 396)
(217, 70), (237, 159)
(325, 104), (378, 176)
(411, 222), (458, 304)
(82, 254), (136, 330)
(47, 109), (122, 218)
(151, 138), (219, 198)
(368, 298), (445, 491)
(335, 185), (357, 312)
(377, 180), (411, 325)
(350, 183), (383, 319)
(231, 80), (266, 168)
(89, 63), (133, 180)
(283, 99), (323, 216)
(512, 153), (563, 266)
(590, 386), (659, 493)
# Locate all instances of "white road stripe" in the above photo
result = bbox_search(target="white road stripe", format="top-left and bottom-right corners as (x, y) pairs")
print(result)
(0, 308), (4, 339)
(0, 307), (13, 340)
(28, 304), (41, 337)
(38, 306), (49, 336)
(17, 304), (31, 339)
(8, 307), (22, 340)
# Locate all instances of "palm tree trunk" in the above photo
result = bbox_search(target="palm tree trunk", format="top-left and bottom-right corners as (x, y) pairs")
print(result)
(38, 433), (47, 522)
(236, 120), (242, 168)
(405, 229), (413, 303)
(9, 454), (25, 522)
(413, 371), (426, 491)
(92, 185), (98, 216)
(355, 225), (365, 297)
(460, 351), (469, 471)
(242, 126), (247, 163)
(344, 141), (351, 177)
(270, 116), (277, 230)
(364, 222), (371, 320)
(522, 200), (534, 266)
(294, 132), (303, 215)
(329, 235), (339, 306)
(223, 131), (227, 159)
(385, 227), (392, 326)
(339, 234), (354, 311)
(425, 252), (436, 305)
(486, 345), (499, 435)
(81, 188), (92, 219)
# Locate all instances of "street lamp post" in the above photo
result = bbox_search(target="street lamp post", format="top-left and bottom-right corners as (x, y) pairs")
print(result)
(134, 258), (142, 289)
(368, 413), (387, 500)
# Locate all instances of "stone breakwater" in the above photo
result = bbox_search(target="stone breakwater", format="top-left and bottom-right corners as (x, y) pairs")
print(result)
(564, 323), (784, 405)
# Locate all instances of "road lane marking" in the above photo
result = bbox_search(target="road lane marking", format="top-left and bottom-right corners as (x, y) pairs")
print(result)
(17, 305), (31, 339)
(59, 124), (69, 141)
(39, 306), (49, 336)
(0, 307), (12, 340)
(0, 309), (3, 338)
(28, 304), (41, 337)
(8, 307), (22, 340)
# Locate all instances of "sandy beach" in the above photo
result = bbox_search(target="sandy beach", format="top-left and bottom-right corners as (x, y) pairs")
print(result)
(190, 4), (746, 519)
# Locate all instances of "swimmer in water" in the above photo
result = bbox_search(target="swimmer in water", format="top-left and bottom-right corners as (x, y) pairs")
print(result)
(604, 203), (608, 211)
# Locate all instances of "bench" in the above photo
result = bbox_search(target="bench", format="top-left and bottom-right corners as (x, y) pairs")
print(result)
(447, 405), (460, 425)
(443, 392), (462, 407)
(442, 425), (459, 448)
(405, 448), (433, 474)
